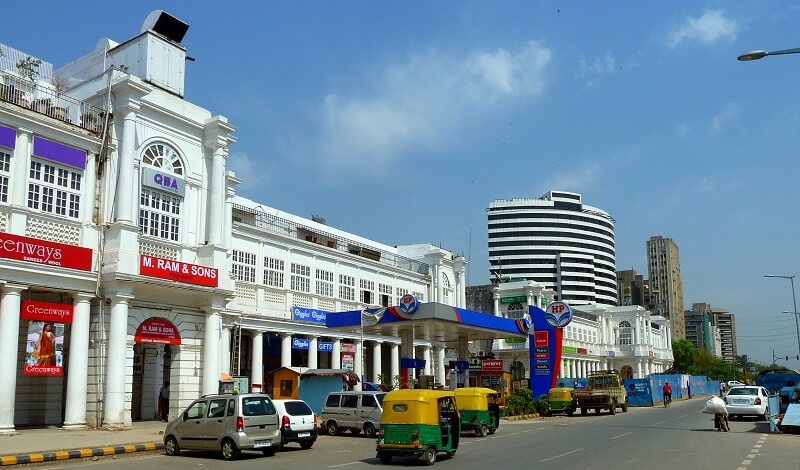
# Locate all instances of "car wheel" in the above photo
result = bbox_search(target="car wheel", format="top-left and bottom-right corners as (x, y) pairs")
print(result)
(422, 448), (436, 466)
(363, 422), (376, 439)
(220, 438), (240, 461)
(262, 447), (278, 457)
(300, 441), (314, 450)
(164, 435), (180, 456)
(580, 408), (587, 416)
(379, 452), (392, 464)
(327, 421), (339, 435)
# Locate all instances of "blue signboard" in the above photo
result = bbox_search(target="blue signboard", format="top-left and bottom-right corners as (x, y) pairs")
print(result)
(529, 302), (574, 398)
(292, 307), (328, 325)
(624, 379), (653, 406)
(292, 337), (310, 350)
(318, 341), (333, 352)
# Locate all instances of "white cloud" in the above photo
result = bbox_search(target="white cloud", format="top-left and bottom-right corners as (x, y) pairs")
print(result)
(227, 152), (271, 192)
(547, 163), (601, 193)
(667, 10), (739, 48)
(711, 102), (742, 132)
(676, 122), (689, 138)
(579, 52), (617, 87)
(312, 41), (552, 176)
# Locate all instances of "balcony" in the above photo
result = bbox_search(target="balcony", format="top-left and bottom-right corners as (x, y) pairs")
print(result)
(233, 204), (429, 275)
(0, 71), (104, 134)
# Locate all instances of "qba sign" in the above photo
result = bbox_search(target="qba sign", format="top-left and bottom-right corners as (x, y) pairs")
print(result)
(142, 167), (186, 197)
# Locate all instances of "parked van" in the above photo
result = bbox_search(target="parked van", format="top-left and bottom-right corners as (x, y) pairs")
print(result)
(321, 390), (386, 438)
(164, 393), (281, 461)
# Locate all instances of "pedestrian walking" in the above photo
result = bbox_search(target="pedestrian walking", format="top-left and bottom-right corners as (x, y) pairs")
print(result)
(159, 381), (170, 421)
(719, 382), (726, 397)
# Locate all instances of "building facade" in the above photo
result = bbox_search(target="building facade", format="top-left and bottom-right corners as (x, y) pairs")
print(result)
(482, 281), (673, 382)
(646, 236), (685, 340)
(0, 12), (466, 433)
(487, 191), (617, 307)
(685, 303), (736, 363)
(616, 269), (650, 307)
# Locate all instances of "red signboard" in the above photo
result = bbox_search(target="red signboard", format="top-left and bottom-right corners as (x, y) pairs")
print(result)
(21, 301), (74, 323)
(0, 232), (92, 271)
(577, 348), (587, 355)
(482, 359), (504, 372)
(134, 317), (181, 345)
(534, 331), (549, 347)
(139, 255), (218, 287)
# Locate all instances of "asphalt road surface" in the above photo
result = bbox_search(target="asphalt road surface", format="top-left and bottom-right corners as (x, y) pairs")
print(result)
(36, 397), (800, 470)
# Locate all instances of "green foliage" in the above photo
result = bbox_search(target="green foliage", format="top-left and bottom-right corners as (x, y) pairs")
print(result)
(16, 56), (42, 83)
(504, 387), (535, 416)
(671, 339), (698, 373)
(694, 348), (713, 374)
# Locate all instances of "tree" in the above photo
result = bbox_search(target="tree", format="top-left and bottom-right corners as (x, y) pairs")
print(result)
(671, 339), (698, 373)
(694, 348), (713, 375)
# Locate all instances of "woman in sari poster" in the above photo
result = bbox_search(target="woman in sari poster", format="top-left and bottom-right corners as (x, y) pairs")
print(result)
(33, 322), (56, 366)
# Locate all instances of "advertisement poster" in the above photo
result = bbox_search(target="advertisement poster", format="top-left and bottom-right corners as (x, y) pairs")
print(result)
(342, 353), (355, 371)
(25, 321), (65, 376)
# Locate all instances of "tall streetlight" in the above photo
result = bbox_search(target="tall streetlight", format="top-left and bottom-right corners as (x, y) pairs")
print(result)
(764, 274), (800, 359)
(738, 47), (800, 61)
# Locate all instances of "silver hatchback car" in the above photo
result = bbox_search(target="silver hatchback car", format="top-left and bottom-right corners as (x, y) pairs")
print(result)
(164, 393), (281, 460)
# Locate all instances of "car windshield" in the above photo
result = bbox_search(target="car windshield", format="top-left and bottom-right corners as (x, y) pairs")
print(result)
(284, 401), (313, 416)
(376, 393), (386, 405)
(727, 387), (758, 396)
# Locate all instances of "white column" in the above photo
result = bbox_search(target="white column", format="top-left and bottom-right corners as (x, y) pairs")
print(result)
(636, 360), (643, 379)
(580, 360), (586, 378)
(0, 285), (25, 433)
(331, 339), (341, 369)
(308, 336), (319, 369)
(492, 288), (500, 316)
(568, 360), (575, 378)
(104, 294), (133, 428)
(115, 107), (137, 222)
(251, 331), (263, 392)
(281, 334), (292, 368)
(435, 346), (446, 387)
(202, 311), (221, 396)
(372, 341), (382, 383)
(423, 347), (432, 376)
(207, 145), (226, 246)
(64, 293), (93, 429)
(354, 339), (363, 391)
(390, 343), (400, 385)
(10, 130), (31, 207)
(220, 326), (231, 375)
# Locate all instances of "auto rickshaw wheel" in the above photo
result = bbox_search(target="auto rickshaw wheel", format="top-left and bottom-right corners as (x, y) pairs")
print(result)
(422, 448), (437, 466)
(447, 450), (456, 458)
(479, 425), (488, 437)
(487, 428), (496, 434)
(378, 452), (392, 464)
(566, 408), (574, 416)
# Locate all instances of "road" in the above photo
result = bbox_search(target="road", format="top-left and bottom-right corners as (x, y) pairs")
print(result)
(37, 396), (800, 470)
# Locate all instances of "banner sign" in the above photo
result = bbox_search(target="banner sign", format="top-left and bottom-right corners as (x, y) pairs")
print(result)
(624, 379), (653, 407)
(292, 337), (310, 350)
(292, 307), (328, 324)
(500, 296), (527, 304)
(530, 302), (573, 397)
(134, 317), (181, 345)
(342, 353), (354, 371)
(0, 232), (92, 271)
(482, 359), (503, 372)
(142, 167), (186, 196)
(24, 321), (65, 376)
(21, 301), (74, 323)
(140, 255), (218, 287)
(340, 342), (356, 353)
(318, 341), (333, 352)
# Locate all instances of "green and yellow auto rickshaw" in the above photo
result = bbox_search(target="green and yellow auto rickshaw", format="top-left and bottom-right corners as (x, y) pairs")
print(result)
(546, 387), (575, 416)
(376, 389), (461, 466)
(453, 387), (500, 436)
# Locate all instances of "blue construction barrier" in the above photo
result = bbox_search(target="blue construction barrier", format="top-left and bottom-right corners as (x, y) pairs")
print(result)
(624, 378), (652, 406)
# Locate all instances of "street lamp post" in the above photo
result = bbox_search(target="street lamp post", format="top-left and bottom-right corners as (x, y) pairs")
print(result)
(738, 47), (800, 61)
(764, 274), (800, 360)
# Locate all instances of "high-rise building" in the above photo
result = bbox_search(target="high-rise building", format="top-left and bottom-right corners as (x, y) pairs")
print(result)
(646, 236), (685, 340)
(487, 191), (617, 307)
(616, 269), (650, 307)
(684, 303), (736, 362)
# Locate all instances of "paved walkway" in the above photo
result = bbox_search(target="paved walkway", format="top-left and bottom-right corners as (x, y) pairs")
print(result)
(0, 421), (165, 465)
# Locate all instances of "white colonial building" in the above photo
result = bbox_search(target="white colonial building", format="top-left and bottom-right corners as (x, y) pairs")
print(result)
(488, 280), (673, 382)
(0, 11), (466, 433)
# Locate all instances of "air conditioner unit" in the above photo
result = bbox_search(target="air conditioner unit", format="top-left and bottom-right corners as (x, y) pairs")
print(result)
(477, 350), (488, 358)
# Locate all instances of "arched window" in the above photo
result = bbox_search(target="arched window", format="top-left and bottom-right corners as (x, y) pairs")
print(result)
(617, 320), (632, 345)
(441, 272), (452, 305)
(139, 142), (184, 242)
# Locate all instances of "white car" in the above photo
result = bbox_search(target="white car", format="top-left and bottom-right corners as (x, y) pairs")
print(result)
(725, 386), (770, 420)
(726, 380), (743, 388)
(272, 399), (318, 449)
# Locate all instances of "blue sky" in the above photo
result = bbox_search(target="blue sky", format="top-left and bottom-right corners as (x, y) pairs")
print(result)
(7, 1), (800, 368)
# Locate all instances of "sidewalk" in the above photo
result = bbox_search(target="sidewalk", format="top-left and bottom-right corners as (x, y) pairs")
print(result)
(0, 421), (165, 466)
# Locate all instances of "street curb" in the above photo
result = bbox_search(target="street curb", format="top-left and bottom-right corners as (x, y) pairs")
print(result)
(0, 442), (163, 466)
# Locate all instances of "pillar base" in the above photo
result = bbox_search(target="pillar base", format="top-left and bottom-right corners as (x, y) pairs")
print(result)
(62, 423), (89, 430)
(101, 423), (131, 431)
(0, 427), (17, 435)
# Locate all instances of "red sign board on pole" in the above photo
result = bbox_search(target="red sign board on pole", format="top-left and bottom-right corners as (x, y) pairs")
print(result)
(0, 232), (92, 271)
(534, 331), (549, 347)
(139, 255), (219, 287)
(134, 317), (181, 345)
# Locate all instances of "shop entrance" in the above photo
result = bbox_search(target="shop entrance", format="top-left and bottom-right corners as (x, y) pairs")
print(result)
(131, 317), (180, 421)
